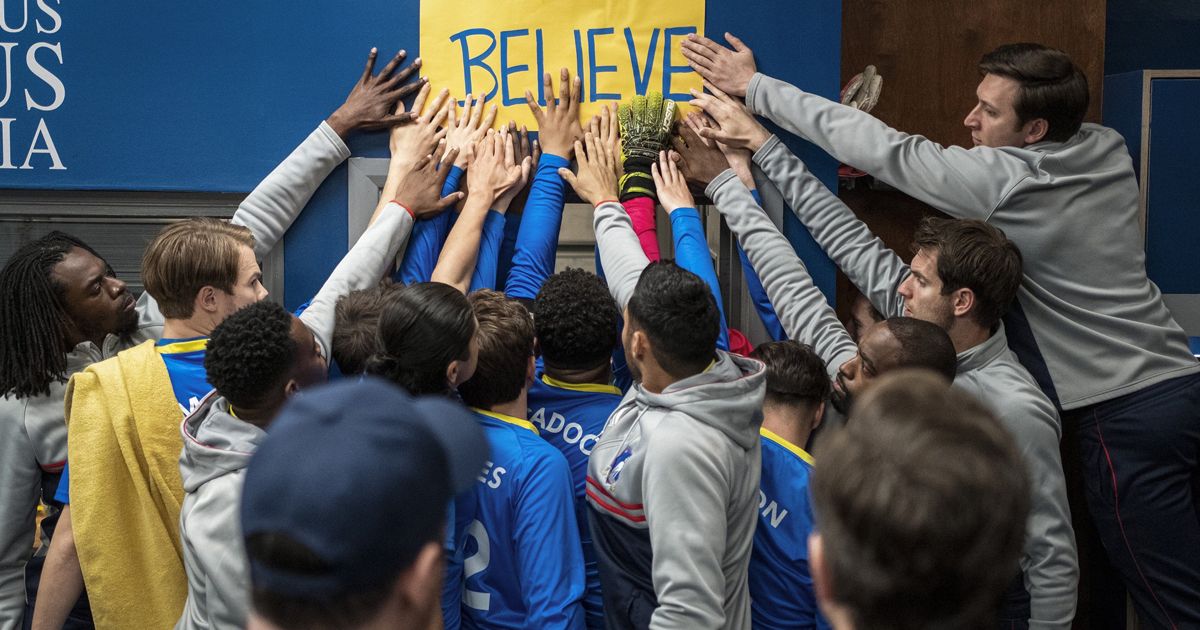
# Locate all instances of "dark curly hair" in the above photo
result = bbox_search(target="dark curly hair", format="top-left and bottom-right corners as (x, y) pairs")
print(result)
(750, 340), (831, 407)
(627, 261), (719, 376)
(206, 301), (297, 410)
(0, 232), (108, 398)
(533, 268), (619, 371)
(365, 282), (476, 397)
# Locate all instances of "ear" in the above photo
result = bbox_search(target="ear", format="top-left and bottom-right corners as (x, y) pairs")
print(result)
(630, 330), (648, 361)
(811, 400), (826, 431)
(446, 360), (461, 387)
(1022, 118), (1049, 144)
(196, 286), (220, 314)
(951, 287), (976, 320)
(283, 379), (300, 398)
(526, 353), (536, 385)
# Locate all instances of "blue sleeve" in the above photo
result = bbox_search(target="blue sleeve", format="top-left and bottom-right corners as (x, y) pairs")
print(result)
(504, 154), (571, 301)
(53, 461), (70, 504)
(669, 207), (730, 351)
(468, 210), (507, 292)
(496, 211), (522, 292)
(515, 451), (586, 630)
(395, 165), (464, 285)
(741, 189), (787, 341)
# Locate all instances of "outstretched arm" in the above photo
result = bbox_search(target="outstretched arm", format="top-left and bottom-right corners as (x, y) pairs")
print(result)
(562, 135), (642, 310)
(30, 506), (83, 630)
(706, 170), (857, 374)
(433, 130), (529, 293)
(504, 70), (583, 300)
(235, 49), (424, 256)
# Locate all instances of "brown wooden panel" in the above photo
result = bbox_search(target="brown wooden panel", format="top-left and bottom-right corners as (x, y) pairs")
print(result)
(841, 0), (1106, 148)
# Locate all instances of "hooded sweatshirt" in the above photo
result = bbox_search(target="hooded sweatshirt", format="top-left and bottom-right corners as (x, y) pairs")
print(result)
(173, 199), (416, 630)
(587, 200), (767, 629)
(176, 395), (263, 630)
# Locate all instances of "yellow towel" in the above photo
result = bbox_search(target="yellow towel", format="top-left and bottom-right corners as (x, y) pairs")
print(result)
(65, 340), (187, 630)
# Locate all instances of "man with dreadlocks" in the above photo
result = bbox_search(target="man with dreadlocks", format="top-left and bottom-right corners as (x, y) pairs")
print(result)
(1, 49), (424, 630)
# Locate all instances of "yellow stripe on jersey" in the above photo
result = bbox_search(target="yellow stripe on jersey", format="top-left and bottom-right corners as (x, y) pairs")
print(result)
(156, 338), (209, 355)
(541, 374), (622, 396)
(472, 407), (540, 435)
(760, 427), (815, 466)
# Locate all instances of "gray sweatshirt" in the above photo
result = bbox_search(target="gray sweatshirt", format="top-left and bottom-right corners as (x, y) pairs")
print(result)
(746, 73), (1200, 409)
(745, 135), (1079, 627)
(0, 121), (350, 630)
(174, 201), (415, 630)
(588, 200), (766, 629)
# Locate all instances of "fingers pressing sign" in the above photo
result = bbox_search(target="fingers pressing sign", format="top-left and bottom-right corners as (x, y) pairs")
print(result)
(389, 85), (450, 164)
(525, 68), (584, 158)
(679, 32), (757, 98)
(328, 48), (427, 138)
(688, 82), (771, 152)
(446, 93), (498, 168)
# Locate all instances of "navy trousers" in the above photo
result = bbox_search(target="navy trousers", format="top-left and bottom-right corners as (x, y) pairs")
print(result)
(1064, 371), (1200, 629)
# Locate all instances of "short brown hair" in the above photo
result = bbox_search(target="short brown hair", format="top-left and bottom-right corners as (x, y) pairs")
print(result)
(913, 217), (1023, 329)
(332, 280), (396, 375)
(813, 370), (1029, 630)
(750, 340), (830, 407)
(459, 289), (534, 409)
(142, 217), (254, 319)
(979, 43), (1089, 143)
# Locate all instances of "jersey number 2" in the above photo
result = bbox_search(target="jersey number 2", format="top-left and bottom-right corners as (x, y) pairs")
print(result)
(463, 519), (491, 611)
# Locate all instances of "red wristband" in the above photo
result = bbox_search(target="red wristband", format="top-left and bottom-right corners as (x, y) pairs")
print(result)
(391, 200), (416, 220)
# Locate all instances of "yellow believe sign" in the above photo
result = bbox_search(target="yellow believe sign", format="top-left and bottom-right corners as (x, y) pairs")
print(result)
(419, 0), (705, 129)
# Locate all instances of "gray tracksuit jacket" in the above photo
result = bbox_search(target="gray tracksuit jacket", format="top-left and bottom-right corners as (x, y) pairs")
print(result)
(174, 178), (417, 630)
(746, 73), (1200, 410)
(734, 136), (1079, 627)
(0, 121), (350, 630)
(587, 201), (766, 629)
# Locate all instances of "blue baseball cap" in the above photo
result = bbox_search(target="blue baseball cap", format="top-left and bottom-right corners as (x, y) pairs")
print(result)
(240, 377), (488, 597)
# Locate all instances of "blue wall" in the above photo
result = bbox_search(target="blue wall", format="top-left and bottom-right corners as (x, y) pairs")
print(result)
(0, 1), (841, 309)
(1106, 0), (1200, 75)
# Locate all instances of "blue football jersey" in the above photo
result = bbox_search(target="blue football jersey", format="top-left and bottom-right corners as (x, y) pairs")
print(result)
(452, 408), (586, 630)
(527, 369), (623, 628)
(749, 428), (831, 630)
(156, 337), (213, 415)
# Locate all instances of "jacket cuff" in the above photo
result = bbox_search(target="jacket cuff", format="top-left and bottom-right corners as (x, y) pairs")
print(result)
(316, 120), (352, 161)
(704, 169), (739, 200)
(751, 134), (783, 167)
(746, 72), (768, 115)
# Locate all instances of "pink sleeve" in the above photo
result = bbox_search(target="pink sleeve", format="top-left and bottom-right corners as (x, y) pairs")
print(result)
(622, 197), (660, 262)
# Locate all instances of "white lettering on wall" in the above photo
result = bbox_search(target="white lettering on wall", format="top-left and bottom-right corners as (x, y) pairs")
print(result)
(0, 0), (66, 169)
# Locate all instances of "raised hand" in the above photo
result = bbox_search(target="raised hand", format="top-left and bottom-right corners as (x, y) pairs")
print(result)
(389, 84), (450, 166)
(652, 151), (696, 213)
(446, 94), (498, 168)
(560, 132), (620, 206)
(327, 48), (426, 138)
(394, 148), (465, 219)
(681, 111), (753, 189)
(689, 82), (771, 151)
(589, 103), (623, 177)
(672, 117), (732, 189)
(525, 68), (583, 158)
(680, 33), (757, 98)
(495, 122), (537, 213)
(468, 129), (529, 208)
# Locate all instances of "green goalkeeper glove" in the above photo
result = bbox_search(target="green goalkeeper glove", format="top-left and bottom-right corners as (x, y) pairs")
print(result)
(618, 92), (677, 201)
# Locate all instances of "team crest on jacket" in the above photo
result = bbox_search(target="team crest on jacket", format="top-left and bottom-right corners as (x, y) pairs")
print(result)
(606, 447), (633, 486)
